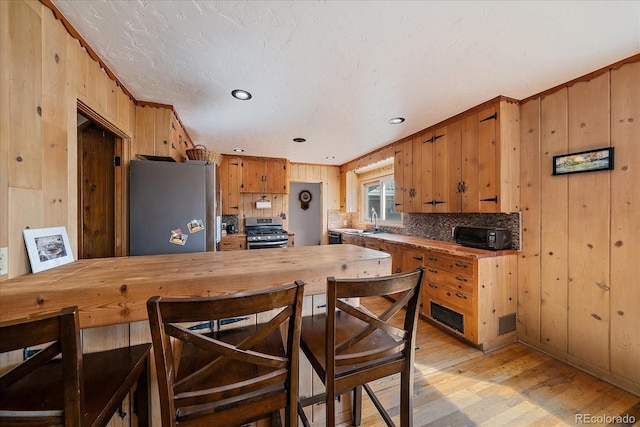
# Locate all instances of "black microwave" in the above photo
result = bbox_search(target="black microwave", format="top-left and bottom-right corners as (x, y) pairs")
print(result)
(453, 226), (512, 250)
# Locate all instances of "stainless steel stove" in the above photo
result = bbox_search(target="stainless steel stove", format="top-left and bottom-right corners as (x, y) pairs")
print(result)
(245, 217), (289, 249)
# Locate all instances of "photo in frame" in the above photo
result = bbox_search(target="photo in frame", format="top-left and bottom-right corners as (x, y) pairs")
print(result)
(552, 147), (614, 176)
(23, 227), (74, 273)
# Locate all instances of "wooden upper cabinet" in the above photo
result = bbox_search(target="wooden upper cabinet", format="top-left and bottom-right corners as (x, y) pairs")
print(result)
(477, 106), (499, 212)
(241, 156), (290, 194)
(392, 97), (520, 213)
(420, 125), (453, 213)
(134, 105), (191, 162)
(219, 156), (242, 214)
(393, 135), (421, 213)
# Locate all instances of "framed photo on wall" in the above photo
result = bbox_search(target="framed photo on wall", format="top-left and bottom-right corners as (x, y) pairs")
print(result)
(552, 147), (614, 176)
(23, 226), (74, 273)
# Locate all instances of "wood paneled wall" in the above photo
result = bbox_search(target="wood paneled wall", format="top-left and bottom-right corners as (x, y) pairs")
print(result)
(518, 60), (640, 394)
(1, 0), (133, 280)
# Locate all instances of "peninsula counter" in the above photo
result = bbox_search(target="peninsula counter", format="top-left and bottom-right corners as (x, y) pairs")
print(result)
(0, 244), (391, 328)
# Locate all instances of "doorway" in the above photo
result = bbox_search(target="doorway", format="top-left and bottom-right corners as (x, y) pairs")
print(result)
(77, 113), (119, 259)
(289, 182), (322, 246)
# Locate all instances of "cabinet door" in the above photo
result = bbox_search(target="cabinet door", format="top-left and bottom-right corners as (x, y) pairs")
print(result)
(219, 235), (245, 251)
(421, 125), (453, 213)
(460, 113), (480, 212)
(444, 120), (463, 213)
(220, 156), (241, 214)
(419, 131), (434, 213)
(241, 158), (289, 194)
(393, 140), (407, 212)
(394, 134), (423, 213)
(264, 158), (289, 194)
(477, 106), (499, 212)
(154, 108), (172, 157)
(134, 105), (156, 156)
(241, 158), (265, 193)
(408, 135), (423, 212)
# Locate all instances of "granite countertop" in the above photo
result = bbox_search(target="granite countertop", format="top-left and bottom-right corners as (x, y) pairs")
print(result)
(331, 228), (516, 259)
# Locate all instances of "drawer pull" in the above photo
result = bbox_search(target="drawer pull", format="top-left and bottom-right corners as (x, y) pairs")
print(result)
(428, 283), (438, 289)
(428, 268), (438, 274)
(456, 276), (468, 282)
(455, 293), (468, 300)
(413, 256), (423, 262)
(428, 256), (438, 262)
(455, 262), (467, 268)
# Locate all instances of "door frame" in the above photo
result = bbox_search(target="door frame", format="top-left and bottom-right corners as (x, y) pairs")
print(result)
(288, 181), (324, 246)
(77, 101), (131, 256)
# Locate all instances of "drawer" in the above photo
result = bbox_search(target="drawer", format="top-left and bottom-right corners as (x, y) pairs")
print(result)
(424, 252), (474, 277)
(423, 281), (473, 314)
(424, 267), (474, 294)
(220, 239), (246, 251)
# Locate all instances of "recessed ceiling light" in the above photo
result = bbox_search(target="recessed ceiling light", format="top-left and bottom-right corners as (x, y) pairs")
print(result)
(231, 89), (252, 100)
(389, 117), (405, 124)
(293, 138), (306, 143)
(233, 148), (244, 153)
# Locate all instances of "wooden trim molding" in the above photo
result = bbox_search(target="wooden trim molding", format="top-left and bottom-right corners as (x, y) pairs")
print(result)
(520, 52), (640, 103)
(39, 0), (135, 102)
(40, 0), (195, 148)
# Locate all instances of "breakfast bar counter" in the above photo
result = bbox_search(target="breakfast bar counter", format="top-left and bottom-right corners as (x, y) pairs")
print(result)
(0, 245), (391, 328)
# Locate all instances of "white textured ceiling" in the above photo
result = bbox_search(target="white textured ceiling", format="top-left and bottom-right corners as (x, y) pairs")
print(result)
(52, 0), (640, 165)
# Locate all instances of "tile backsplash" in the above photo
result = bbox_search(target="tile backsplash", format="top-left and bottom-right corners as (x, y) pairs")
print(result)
(328, 211), (521, 250)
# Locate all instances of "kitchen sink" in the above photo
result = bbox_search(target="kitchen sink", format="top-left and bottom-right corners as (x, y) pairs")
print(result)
(344, 229), (383, 235)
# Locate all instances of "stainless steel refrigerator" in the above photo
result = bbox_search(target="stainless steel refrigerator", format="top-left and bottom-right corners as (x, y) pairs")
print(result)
(129, 159), (221, 255)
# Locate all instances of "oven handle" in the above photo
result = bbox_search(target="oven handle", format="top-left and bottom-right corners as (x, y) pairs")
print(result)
(247, 240), (288, 249)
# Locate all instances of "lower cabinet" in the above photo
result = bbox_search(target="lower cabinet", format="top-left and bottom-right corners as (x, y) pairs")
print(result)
(219, 234), (246, 251)
(350, 234), (518, 352)
(421, 250), (518, 351)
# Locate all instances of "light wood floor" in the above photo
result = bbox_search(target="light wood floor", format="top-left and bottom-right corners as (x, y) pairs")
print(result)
(354, 297), (640, 427)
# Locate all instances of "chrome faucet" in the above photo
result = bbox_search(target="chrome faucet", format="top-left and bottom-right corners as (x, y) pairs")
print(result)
(371, 208), (379, 230)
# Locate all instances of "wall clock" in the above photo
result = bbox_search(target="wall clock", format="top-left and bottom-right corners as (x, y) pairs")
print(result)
(299, 190), (312, 210)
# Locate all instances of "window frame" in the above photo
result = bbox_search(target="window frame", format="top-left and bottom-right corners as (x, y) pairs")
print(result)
(359, 172), (402, 227)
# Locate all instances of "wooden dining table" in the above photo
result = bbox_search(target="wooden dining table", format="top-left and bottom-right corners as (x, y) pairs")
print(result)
(0, 244), (391, 328)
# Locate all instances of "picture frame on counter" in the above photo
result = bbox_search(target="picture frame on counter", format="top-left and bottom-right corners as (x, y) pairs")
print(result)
(23, 226), (74, 273)
(552, 147), (614, 176)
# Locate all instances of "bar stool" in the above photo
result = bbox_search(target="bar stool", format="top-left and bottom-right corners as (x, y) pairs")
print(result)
(0, 306), (151, 426)
(297, 268), (424, 427)
(147, 281), (305, 427)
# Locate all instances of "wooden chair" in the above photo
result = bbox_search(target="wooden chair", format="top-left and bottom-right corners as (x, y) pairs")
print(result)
(146, 281), (305, 427)
(0, 306), (151, 427)
(297, 268), (424, 427)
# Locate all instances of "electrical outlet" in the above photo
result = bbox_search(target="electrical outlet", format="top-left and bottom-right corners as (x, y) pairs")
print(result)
(0, 247), (7, 276)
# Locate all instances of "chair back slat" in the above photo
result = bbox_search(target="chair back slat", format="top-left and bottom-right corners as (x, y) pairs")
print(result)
(332, 271), (420, 299)
(157, 285), (300, 322)
(147, 280), (304, 427)
(0, 307), (85, 427)
(298, 267), (424, 426)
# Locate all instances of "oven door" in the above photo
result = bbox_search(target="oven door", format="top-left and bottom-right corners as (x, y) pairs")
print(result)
(246, 240), (288, 250)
